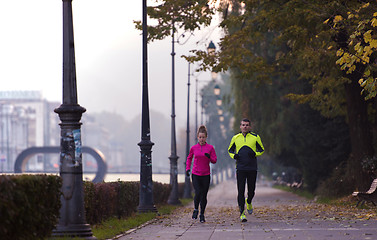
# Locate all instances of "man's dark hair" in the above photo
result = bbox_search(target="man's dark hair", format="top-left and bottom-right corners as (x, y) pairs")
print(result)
(240, 118), (250, 124)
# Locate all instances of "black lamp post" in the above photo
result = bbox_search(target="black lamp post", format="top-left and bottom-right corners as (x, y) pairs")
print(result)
(138, 0), (157, 213)
(201, 93), (205, 125)
(52, 0), (95, 238)
(183, 62), (192, 199)
(199, 41), (217, 125)
(167, 22), (181, 205)
(195, 78), (198, 141)
(213, 84), (221, 184)
(195, 79), (209, 134)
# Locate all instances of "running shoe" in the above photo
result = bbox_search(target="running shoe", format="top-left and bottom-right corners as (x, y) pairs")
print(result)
(246, 198), (253, 214)
(192, 209), (199, 219)
(200, 214), (205, 223)
(240, 211), (247, 222)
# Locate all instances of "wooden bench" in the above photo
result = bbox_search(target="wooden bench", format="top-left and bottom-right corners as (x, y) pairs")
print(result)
(352, 178), (377, 207)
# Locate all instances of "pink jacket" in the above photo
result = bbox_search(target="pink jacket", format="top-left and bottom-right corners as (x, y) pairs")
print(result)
(186, 142), (217, 176)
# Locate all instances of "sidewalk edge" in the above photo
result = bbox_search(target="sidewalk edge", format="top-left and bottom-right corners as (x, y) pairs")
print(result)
(110, 218), (159, 240)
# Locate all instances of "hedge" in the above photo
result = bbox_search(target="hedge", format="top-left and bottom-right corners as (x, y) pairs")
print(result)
(0, 174), (183, 238)
(0, 174), (62, 239)
(84, 181), (174, 224)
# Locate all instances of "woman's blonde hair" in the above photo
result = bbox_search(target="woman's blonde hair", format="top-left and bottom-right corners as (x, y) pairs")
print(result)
(197, 125), (208, 137)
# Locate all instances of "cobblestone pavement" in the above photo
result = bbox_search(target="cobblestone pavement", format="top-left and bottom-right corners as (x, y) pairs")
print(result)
(117, 179), (377, 240)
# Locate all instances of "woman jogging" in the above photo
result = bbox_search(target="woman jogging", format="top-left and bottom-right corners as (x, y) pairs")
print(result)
(186, 125), (217, 223)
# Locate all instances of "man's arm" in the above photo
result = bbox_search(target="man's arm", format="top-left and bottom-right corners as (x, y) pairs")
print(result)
(255, 135), (265, 156)
(228, 135), (238, 159)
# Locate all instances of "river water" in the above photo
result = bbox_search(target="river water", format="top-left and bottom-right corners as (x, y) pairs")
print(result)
(83, 173), (186, 184)
(2, 172), (185, 184)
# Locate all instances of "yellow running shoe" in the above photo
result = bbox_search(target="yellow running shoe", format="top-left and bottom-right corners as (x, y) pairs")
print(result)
(240, 210), (247, 222)
(246, 198), (253, 214)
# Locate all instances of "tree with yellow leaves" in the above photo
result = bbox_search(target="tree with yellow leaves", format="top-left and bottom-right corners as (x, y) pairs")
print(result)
(138, 0), (377, 193)
(330, 2), (377, 100)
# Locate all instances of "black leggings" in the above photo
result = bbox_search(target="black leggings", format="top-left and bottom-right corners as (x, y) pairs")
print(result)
(236, 170), (257, 213)
(192, 174), (211, 215)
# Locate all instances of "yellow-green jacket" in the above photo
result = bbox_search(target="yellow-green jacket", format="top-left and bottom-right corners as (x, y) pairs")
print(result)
(228, 132), (264, 171)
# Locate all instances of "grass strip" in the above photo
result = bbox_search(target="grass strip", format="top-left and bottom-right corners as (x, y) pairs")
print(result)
(92, 198), (192, 240)
(273, 184), (314, 199)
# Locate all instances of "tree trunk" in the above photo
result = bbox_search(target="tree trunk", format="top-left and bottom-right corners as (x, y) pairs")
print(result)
(344, 77), (375, 190)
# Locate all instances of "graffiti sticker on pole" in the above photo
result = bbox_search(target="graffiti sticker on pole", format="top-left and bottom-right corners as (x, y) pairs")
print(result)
(73, 129), (82, 165)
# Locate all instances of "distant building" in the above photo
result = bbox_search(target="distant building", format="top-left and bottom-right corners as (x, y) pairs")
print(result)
(0, 91), (60, 172)
(80, 115), (126, 173)
(0, 90), (124, 174)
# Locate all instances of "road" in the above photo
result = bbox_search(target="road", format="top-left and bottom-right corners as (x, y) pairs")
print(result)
(116, 179), (377, 240)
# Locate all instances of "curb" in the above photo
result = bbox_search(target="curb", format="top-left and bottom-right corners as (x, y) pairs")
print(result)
(110, 217), (160, 240)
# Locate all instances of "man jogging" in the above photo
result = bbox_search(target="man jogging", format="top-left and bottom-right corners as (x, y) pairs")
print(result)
(228, 118), (265, 222)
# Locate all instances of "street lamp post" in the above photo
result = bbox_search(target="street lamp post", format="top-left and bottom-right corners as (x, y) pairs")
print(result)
(198, 41), (217, 126)
(52, 0), (95, 238)
(183, 62), (192, 199)
(207, 41), (218, 184)
(195, 79), (209, 136)
(138, 0), (157, 213)
(167, 22), (181, 205)
(214, 85), (221, 185)
(195, 78), (198, 140)
(201, 94), (206, 125)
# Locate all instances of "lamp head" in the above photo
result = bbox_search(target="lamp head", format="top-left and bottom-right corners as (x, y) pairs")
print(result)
(207, 41), (216, 55)
(214, 84), (221, 96)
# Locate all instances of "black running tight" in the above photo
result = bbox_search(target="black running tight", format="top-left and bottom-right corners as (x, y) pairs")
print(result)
(236, 170), (257, 213)
(192, 174), (211, 215)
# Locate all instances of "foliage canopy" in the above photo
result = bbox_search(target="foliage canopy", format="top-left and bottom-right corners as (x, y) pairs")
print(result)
(138, 0), (377, 193)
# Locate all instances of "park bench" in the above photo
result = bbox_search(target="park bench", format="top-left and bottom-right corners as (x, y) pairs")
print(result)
(290, 180), (303, 189)
(352, 178), (377, 207)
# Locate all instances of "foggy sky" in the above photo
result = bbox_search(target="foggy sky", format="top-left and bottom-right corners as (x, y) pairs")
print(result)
(1, 0), (221, 129)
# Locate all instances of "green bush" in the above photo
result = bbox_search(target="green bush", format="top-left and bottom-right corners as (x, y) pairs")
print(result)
(154, 181), (173, 203)
(84, 181), (172, 225)
(84, 182), (118, 224)
(114, 181), (139, 219)
(0, 174), (62, 239)
(0, 175), (176, 238)
(316, 162), (355, 198)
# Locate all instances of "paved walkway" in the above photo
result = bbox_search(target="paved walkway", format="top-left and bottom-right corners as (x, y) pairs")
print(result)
(117, 179), (377, 240)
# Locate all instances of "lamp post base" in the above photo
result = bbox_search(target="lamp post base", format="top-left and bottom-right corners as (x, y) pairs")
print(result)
(138, 140), (157, 213)
(168, 155), (181, 205)
(167, 158), (181, 205)
(183, 175), (192, 199)
(138, 205), (158, 213)
(52, 224), (96, 239)
(167, 198), (182, 205)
